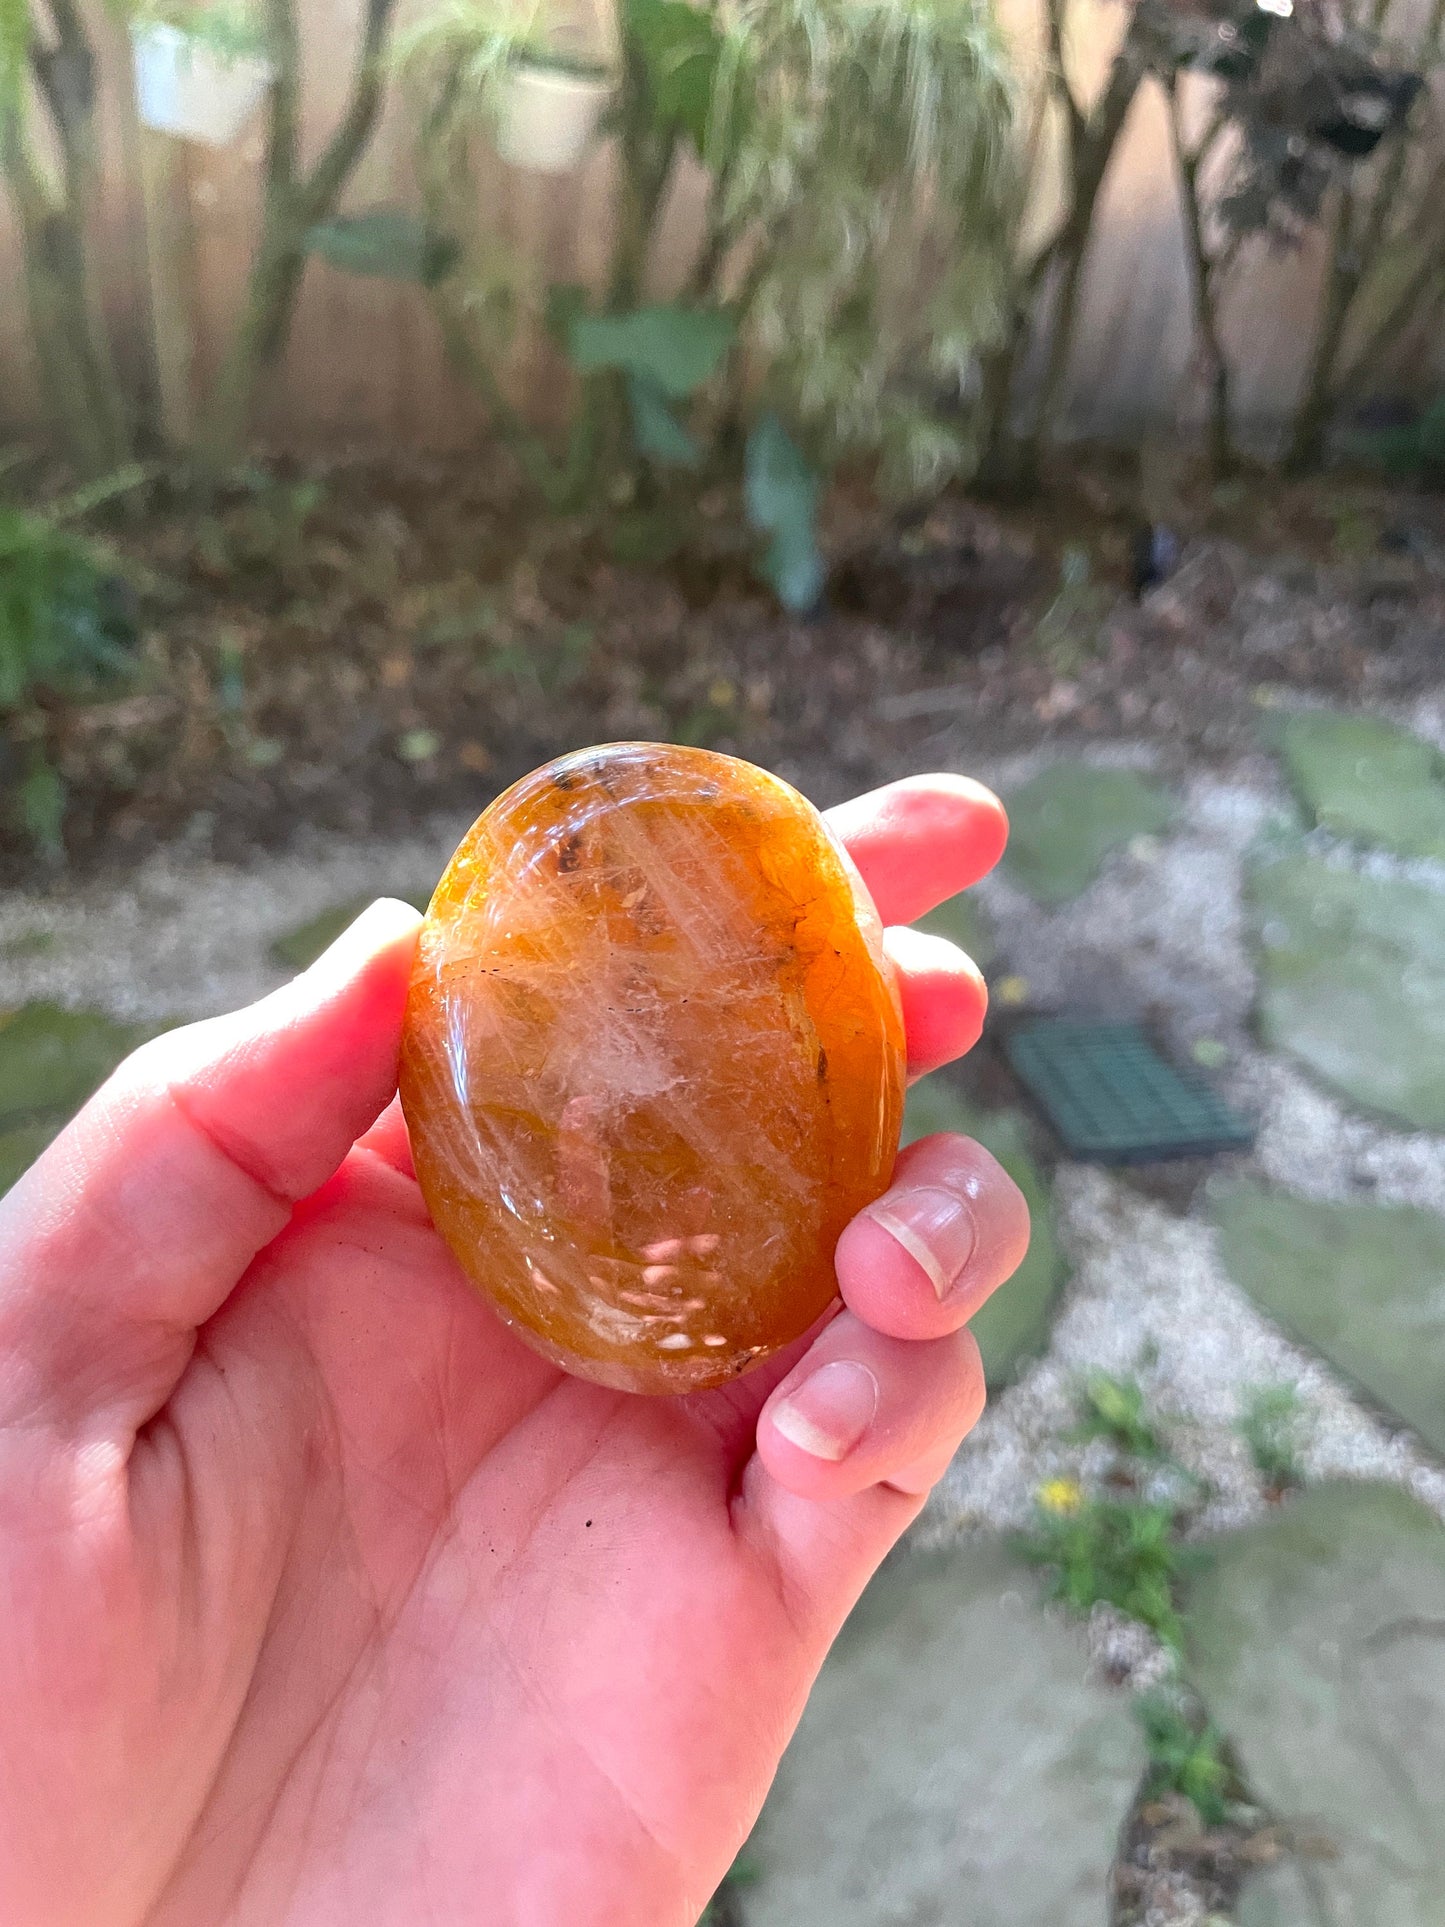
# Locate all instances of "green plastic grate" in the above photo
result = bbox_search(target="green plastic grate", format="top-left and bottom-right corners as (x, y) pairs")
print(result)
(1003, 1019), (1254, 1164)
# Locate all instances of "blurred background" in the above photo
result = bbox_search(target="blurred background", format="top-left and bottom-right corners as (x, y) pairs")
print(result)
(4, 0), (1445, 1918)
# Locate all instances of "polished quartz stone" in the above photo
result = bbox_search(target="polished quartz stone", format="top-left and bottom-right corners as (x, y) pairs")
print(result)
(399, 742), (906, 1394)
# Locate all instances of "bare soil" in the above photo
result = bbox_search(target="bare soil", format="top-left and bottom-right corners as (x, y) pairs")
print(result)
(7, 446), (1445, 885)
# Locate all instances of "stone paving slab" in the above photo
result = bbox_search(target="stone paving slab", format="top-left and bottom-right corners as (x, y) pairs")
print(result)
(1189, 1482), (1445, 1926)
(1235, 1860), (1319, 1927)
(1274, 709), (1445, 861)
(744, 1539), (1141, 1927)
(1212, 1182), (1445, 1457)
(902, 1079), (1064, 1386)
(1001, 763), (1176, 905)
(1248, 853), (1445, 1131)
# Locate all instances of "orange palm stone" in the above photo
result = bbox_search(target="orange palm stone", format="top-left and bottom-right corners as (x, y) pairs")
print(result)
(399, 742), (906, 1393)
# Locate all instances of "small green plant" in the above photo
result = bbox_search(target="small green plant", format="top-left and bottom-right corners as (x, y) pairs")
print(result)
(1135, 1689), (1234, 1828)
(1030, 547), (1108, 675)
(1074, 1371), (1168, 1461)
(484, 622), (593, 700)
(699, 1850), (761, 1925)
(1354, 396), (1445, 489)
(0, 472), (146, 709)
(1, 466), (148, 855)
(1020, 1488), (1189, 1650)
(1237, 1385), (1308, 1494)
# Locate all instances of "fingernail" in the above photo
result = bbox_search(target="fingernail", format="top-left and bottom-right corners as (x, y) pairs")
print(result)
(864, 1185), (976, 1299)
(771, 1360), (879, 1461)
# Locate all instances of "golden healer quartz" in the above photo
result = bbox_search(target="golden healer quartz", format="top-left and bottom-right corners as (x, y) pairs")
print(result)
(399, 743), (906, 1394)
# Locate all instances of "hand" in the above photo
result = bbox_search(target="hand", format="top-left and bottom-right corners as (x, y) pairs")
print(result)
(0, 775), (1028, 1927)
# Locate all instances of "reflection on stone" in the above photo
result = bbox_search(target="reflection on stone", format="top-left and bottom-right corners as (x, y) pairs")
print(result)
(400, 743), (906, 1393)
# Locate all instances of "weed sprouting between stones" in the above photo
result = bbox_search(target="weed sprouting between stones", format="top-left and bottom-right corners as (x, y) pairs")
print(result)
(1019, 1485), (1196, 1652)
(1021, 1371), (1208, 1651)
(1073, 1371), (1171, 1462)
(1134, 1688), (1236, 1828)
(1237, 1384), (1310, 1497)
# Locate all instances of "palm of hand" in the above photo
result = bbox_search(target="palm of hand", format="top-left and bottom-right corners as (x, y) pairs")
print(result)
(0, 776), (1023, 1927)
(149, 1150), (822, 1927)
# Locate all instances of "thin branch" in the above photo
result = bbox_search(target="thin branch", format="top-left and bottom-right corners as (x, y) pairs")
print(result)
(1352, 0), (1445, 271)
(1166, 73), (1235, 470)
(301, 0), (398, 216)
(263, 0), (301, 198)
(1188, 101), (1230, 174)
(1044, 0), (1083, 142)
(1336, 158), (1445, 393)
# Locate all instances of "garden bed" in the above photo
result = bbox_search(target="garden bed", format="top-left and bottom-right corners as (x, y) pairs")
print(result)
(8, 451), (1445, 886)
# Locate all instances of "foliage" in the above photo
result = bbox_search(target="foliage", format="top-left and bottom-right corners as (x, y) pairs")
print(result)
(709, 0), (1015, 488)
(1029, 545), (1109, 673)
(698, 1851), (761, 1925)
(304, 210), (459, 287)
(483, 621), (593, 700)
(0, 0), (134, 477)
(0, 470), (147, 709)
(1237, 1384), (1309, 1493)
(192, 468), (326, 577)
(1149, 0), (1445, 474)
(1135, 1689), (1234, 1827)
(975, 0), (1445, 487)
(567, 304), (735, 399)
(0, 467), (148, 857)
(0, 0), (29, 133)
(402, 0), (1014, 600)
(974, 0), (1159, 493)
(128, 0), (272, 61)
(1074, 1371), (1169, 1461)
(743, 414), (824, 614)
(1020, 1491), (1190, 1650)
(396, 0), (614, 150)
(1355, 394), (1445, 486)
(192, 0), (405, 467)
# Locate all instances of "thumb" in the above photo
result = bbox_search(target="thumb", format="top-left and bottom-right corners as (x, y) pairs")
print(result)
(0, 899), (421, 1441)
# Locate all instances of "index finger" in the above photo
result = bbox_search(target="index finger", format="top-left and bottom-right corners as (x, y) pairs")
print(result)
(825, 775), (1008, 927)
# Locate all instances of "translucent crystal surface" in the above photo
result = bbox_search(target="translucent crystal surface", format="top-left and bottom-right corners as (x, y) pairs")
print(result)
(399, 742), (906, 1393)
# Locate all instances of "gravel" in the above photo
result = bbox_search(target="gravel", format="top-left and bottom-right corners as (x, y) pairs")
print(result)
(6, 742), (1445, 1560)
(920, 748), (1445, 1552)
(0, 818), (463, 1022)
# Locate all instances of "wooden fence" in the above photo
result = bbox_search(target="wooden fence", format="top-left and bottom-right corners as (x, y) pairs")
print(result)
(2, 0), (1442, 455)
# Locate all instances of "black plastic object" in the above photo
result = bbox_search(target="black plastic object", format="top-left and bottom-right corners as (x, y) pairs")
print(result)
(1004, 1018), (1254, 1164)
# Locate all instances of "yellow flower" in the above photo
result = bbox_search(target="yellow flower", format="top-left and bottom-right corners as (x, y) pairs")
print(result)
(1037, 1477), (1084, 1516)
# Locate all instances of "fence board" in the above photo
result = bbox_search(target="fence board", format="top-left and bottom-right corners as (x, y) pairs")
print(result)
(1, 0), (1442, 454)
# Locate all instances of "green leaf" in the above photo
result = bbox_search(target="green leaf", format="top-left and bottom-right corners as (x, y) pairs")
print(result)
(0, 0), (32, 129)
(624, 0), (724, 152)
(17, 757), (65, 861)
(763, 518), (826, 616)
(626, 375), (701, 468)
(544, 282), (590, 347)
(566, 304), (733, 398)
(744, 413), (825, 613)
(304, 211), (459, 288)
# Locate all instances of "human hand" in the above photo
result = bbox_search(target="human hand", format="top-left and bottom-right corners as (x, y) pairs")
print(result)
(0, 774), (1028, 1927)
